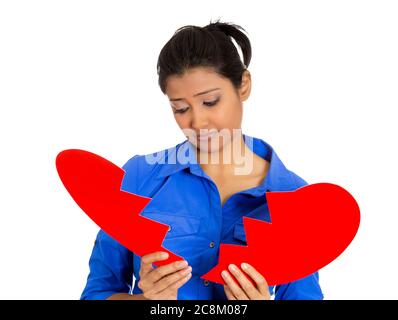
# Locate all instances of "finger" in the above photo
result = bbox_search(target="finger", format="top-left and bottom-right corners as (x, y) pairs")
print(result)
(227, 264), (262, 300)
(241, 263), (271, 299)
(224, 285), (237, 300)
(140, 252), (169, 277)
(152, 265), (192, 293)
(160, 271), (192, 295)
(221, 270), (249, 300)
(147, 260), (189, 284)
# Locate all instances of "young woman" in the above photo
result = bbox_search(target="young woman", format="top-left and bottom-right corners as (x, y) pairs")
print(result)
(81, 20), (323, 300)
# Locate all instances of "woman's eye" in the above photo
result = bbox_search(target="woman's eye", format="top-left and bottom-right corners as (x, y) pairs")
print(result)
(203, 98), (220, 107)
(173, 107), (189, 114)
(172, 98), (219, 114)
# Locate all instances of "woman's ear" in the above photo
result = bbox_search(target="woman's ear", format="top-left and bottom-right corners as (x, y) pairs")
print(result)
(238, 70), (252, 102)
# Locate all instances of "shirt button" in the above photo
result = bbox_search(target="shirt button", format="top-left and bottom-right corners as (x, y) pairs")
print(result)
(204, 280), (210, 286)
(209, 241), (215, 248)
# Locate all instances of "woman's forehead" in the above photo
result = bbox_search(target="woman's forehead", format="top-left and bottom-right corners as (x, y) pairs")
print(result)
(166, 68), (229, 97)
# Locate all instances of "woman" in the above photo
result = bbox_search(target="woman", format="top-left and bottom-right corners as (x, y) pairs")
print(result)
(81, 20), (324, 300)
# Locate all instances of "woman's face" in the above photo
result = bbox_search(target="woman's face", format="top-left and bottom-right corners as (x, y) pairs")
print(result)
(165, 66), (251, 153)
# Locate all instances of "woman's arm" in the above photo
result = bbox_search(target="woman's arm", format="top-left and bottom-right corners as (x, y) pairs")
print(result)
(80, 229), (135, 300)
(106, 293), (146, 300)
(274, 271), (324, 300)
(81, 155), (142, 300)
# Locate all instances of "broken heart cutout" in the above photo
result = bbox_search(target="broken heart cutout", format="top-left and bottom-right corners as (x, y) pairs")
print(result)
(56, 149), (360, 286)
(202, 182), (361, 285)
(56, 149), (182, 266)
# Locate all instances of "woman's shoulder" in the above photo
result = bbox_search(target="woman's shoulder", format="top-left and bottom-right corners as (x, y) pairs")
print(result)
(121, 139), (188, 193)
(287, 170), (308, 188)
(252, 135), (308, 191)
(122, 139), (187, 172)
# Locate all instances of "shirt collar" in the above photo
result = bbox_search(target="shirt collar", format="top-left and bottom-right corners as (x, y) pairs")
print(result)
(155, 134), (298, 194)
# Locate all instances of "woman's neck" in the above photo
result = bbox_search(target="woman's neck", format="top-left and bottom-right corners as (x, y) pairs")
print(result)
(197, 133), (256, 178)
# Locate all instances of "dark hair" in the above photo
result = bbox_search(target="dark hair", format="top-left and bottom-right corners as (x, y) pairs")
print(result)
(157, 19), (252, 94)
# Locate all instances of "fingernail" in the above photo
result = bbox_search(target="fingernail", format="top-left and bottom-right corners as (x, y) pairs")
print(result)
(241, 263), (248, 270)
(221, 271), (228, 278)
(228, 264), (237, 272)
(177, 260), (188, 268)
(161, 252), (169, 259)
(184, 266), (192, 273)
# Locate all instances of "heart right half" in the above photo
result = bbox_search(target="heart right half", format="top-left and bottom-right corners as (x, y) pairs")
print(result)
(202, 183), (361, 286)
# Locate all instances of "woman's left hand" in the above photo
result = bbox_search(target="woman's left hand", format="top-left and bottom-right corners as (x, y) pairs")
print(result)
(222, 263), (271, 300)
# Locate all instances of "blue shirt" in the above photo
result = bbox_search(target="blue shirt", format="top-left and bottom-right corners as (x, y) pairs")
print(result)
(80, 134), (324, 300)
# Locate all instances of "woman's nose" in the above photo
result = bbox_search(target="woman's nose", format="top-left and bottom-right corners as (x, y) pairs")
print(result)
(190, 107), (210, 131)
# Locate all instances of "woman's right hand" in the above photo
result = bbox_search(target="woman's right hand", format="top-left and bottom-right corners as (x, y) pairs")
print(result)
(138, 251), (192, 300)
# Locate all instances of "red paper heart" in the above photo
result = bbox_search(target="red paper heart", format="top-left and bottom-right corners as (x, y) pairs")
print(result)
(202, 183), (361, 286)
(56, 149), (360, 285)
(56, 149), (182, 267)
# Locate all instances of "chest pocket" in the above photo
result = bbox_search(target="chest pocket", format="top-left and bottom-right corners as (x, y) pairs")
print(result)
(233, 202), (270, 244)
(141, 212), (201, 238)
(233, 222), (247, 244)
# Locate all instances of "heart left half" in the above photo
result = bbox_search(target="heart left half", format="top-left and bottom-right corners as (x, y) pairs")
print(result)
(56, 149), (182, 266)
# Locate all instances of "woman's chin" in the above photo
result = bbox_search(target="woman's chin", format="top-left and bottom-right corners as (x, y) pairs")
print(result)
(196, 140), (224, 154)
(187, 135), (230, 155)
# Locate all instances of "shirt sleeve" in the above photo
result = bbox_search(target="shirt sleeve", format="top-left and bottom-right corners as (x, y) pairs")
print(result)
(274, 272), (324, 300)
(80, 155), (140, 300)
(80, 230), (135, 300)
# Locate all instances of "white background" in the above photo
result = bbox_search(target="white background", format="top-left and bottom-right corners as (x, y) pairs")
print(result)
(1, 1), (397, 299)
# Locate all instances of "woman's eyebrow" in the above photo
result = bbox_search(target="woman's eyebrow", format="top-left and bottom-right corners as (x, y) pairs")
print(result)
(169, 88), (221, 101)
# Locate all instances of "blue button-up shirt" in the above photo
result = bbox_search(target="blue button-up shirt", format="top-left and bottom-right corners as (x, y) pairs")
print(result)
(80, 134), (324, 300)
